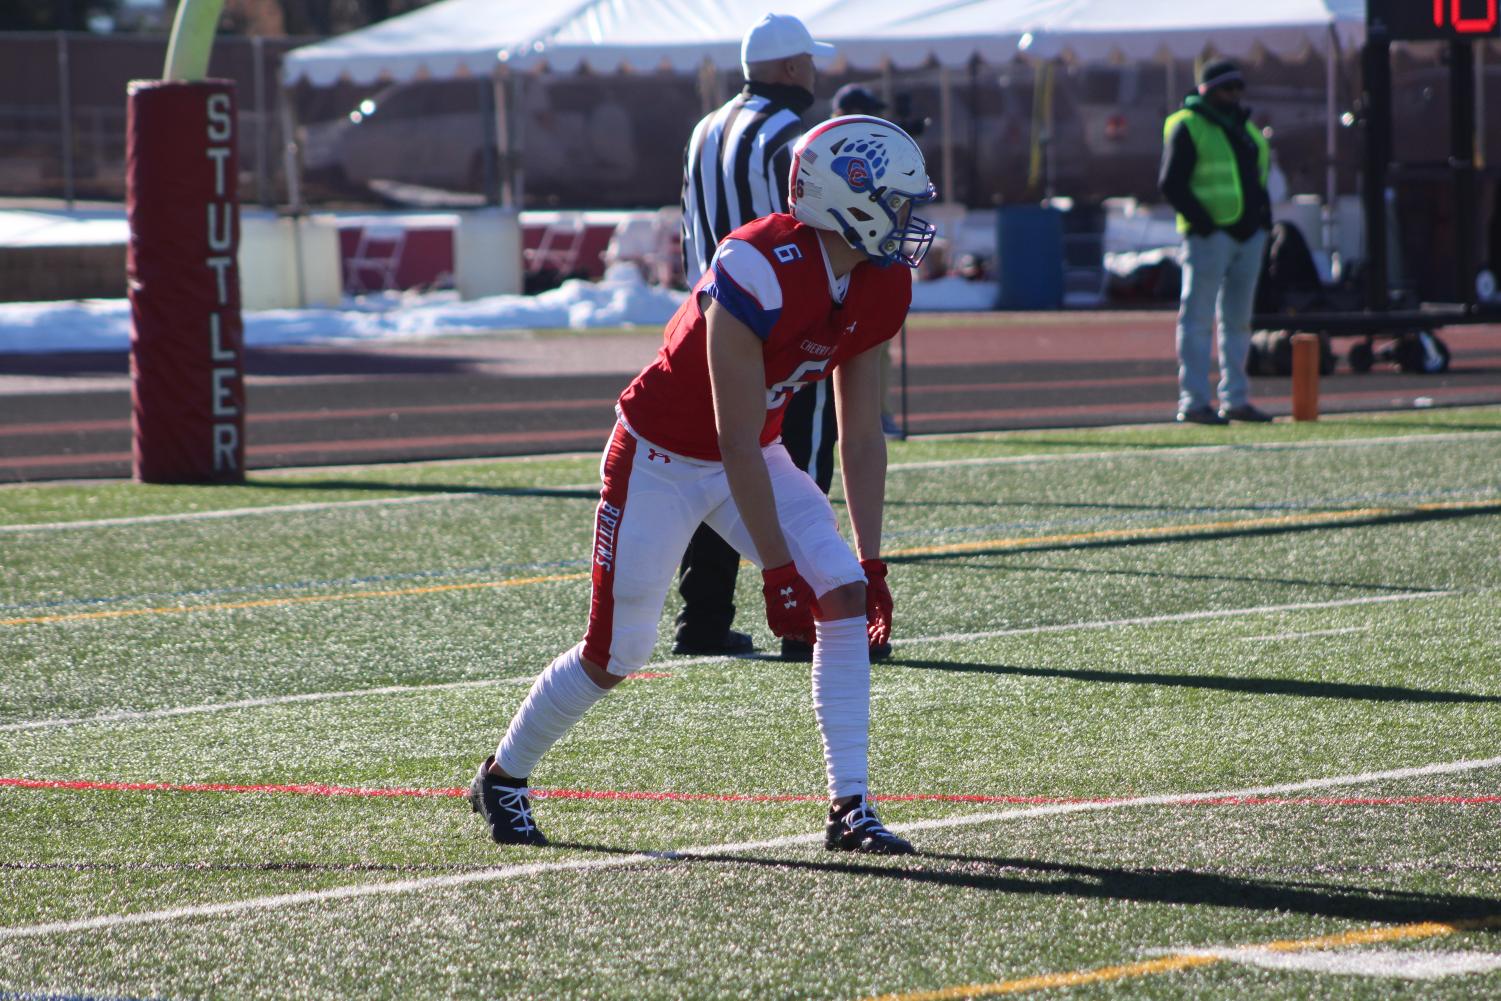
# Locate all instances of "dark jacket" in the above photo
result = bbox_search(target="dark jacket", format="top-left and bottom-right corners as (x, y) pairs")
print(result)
(1159, 96), (1271, 241)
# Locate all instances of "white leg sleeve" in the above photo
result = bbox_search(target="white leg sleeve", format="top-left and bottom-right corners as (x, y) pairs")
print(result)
(495, 643), (609, 779)
(811, 615), (871, 799)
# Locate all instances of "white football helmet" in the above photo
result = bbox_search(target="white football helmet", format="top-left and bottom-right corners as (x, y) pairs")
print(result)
(788, 115), (937, 268)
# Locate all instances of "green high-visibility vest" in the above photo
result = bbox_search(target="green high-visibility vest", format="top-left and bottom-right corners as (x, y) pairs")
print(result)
(1164, 108), (1270, 234)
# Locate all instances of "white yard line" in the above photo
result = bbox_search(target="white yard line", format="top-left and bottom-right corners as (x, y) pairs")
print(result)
(2, 753), (1498, 942)
(1238, 626), (1373, 642)
(1151, 946), (1501, 980)
(896, 590), (1447, 648)
(0, 590), (1453, 734)
(0, 492), (492, 533)
(5, 429), (1499, 533)
(0, 678), (527, 733)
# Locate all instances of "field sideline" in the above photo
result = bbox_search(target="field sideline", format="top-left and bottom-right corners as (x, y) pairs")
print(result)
(2, 408), (1499, 999)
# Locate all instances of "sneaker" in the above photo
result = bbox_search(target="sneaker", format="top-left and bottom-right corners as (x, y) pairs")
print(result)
(1219, 403), (1275, 423)
(671, 629), (756, 656)
(1176, 405), (1229, 425)
(881, 414), (904, 440)
(869, 641), (892, 662)
(826, 796), (914, 855)
(469, 756), (547, 846)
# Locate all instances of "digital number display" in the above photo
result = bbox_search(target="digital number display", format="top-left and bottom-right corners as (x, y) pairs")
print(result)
(1369, 0), (1500, 39)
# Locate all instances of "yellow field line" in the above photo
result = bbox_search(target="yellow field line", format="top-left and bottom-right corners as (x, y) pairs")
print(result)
(0, 573), (589, 627)
(860, 915), (1501, 1001)
(6, 497), (1495, 628)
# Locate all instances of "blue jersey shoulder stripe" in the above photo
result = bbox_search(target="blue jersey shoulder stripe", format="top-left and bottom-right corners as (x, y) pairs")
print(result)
(705, 263), (780, 341)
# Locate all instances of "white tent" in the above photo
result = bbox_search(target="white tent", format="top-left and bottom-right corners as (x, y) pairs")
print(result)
(279, 0), (569, 85)
(515, 0), (1367, 71)
(1011, 0), (1365, 61)
(283, 0), (1367, 84)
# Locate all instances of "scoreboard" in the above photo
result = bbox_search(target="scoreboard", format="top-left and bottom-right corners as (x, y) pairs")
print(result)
(1367, 0), (1501, 40)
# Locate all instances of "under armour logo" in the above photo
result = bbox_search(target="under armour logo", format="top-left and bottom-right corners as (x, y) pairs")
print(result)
(779, 586), (797, 609)
(647, 448), (671, 463)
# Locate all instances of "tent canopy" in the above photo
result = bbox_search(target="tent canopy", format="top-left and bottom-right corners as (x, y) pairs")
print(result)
(280, 0), (570, 85)
(1009, 0), (1366, 61)
(520, 0), (1365, 72)
(283, 0), (1367, 87)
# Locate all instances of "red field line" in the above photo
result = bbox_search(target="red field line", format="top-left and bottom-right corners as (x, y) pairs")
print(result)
(3, 777), (1496, 807)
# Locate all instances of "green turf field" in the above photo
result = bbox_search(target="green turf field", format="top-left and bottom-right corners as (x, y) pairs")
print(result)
(2, 408), (1499, 1000)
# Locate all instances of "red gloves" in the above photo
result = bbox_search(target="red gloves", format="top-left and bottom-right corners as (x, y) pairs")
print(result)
(761, 562), (817, 643)
(862, 558), (892, 648)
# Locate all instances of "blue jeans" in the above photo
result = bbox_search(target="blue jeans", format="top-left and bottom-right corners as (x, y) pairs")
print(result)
(1176, 229), (1267, 412)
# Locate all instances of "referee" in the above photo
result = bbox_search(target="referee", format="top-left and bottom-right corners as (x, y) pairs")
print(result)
(670, 12), (834, 659)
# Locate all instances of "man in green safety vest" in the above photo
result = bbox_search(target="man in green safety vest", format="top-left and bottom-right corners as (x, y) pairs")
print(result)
(1160, 60), (1274, 424)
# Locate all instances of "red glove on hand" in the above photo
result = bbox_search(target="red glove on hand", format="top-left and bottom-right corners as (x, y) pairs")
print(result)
(862, 558), (893, 649)
(761, 562), (817, 643)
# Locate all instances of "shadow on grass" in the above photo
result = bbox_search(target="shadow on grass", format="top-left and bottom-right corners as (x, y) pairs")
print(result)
(661, 850), (1501, 927)
(886, 657), (1501, 704)
(889, 500), (1501, 561)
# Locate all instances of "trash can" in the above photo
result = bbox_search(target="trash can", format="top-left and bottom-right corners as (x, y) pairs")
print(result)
(996, 204), (1064, 309)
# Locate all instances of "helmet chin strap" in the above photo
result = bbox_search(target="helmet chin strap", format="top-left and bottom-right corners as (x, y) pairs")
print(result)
(824, 207), (871, 260)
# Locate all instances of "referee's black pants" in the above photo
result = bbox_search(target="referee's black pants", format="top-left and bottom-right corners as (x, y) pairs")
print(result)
(674, 381), (839, 644)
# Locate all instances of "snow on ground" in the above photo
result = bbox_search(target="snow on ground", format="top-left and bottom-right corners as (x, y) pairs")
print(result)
(0, 262), (1003, 354)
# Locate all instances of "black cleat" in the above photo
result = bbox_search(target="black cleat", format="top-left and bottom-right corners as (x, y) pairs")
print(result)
(671, 629), (756, 656)
(779, 637), (814, 662)
(469, 756), (547, 846)
(825, 796), (914, 855)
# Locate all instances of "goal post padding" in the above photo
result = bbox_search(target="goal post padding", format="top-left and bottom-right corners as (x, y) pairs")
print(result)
(127, 78), (245, 484)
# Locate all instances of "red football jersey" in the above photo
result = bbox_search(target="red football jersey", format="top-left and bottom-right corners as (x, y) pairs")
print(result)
(617, 214), (910, 460)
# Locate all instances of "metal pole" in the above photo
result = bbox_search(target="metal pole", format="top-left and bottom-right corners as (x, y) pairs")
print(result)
(278, 84), (302, 212)
(512, 74), (526, 209)
(252, 35), (270, 207)
(1360, 36), (1391, 311)
(1475, 41), (1487, 170)
(1325, 27), (1339, 252)
(480, 75), (499, 206)
(278, 85), (306, 306)
(939, 64), (955, 206)
(58, 32), (75, 208)
(1450, 39), (1477, 305)
(493, 73), (511, 207)
(1044, 61), (1056, 199)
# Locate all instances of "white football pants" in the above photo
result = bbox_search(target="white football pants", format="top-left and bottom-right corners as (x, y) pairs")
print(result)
(582, 418), (866, 676)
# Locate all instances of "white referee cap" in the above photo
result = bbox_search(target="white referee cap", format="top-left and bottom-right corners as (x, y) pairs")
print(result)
(741, 13), (835, 77)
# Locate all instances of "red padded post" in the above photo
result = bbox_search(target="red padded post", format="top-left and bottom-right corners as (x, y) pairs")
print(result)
(127, 78), (245, 483)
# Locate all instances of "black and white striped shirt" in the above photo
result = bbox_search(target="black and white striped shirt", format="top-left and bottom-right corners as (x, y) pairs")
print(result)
(680, 82), (812, 285)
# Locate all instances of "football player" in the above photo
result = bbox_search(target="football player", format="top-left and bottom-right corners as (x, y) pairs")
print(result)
(471, 117), (936, 855)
